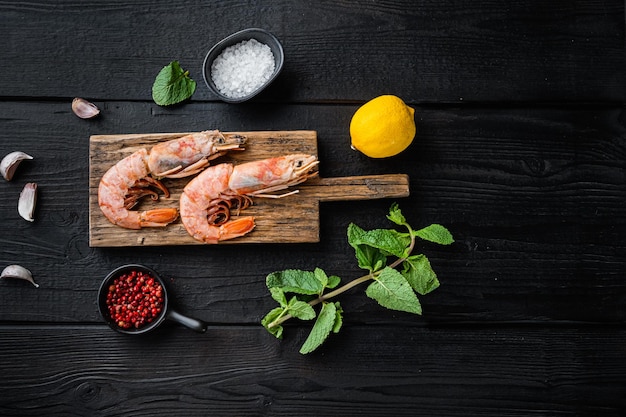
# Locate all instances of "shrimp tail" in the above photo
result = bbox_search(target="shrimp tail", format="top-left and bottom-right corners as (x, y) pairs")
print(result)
(219, 216), (256, 241)
(197, 216), (255, 244)
(139, 208), (179, 228)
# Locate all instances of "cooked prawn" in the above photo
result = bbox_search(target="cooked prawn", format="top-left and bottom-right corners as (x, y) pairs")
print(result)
(147, 130), (245, 178)
(98, 130), (246, 229)
(180, 154), (319, 243)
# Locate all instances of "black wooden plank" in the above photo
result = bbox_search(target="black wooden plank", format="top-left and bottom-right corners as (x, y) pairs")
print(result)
(0, 100), (624, 324)
(1, 2), (623, 416)
(0, 0), (623, 103)
(0, 325), (624, 417)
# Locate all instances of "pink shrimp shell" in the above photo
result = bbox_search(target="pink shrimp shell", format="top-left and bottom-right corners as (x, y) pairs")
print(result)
(180, 164), (249, 242)
(98, 148), (178, 229)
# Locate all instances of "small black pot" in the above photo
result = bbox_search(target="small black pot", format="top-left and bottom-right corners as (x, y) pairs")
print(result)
(98, 264), (206, 335)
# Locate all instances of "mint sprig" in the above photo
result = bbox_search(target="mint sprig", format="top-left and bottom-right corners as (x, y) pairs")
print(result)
(261, 203), (454, 354)
(152, 61), (196, 106)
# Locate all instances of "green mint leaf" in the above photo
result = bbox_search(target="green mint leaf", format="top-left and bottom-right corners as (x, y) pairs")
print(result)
(402, 254), (440, 295)
(287, 297), (316, 321)
(332, 302), (343, 333)
(266, 269), (324, 295)
(299, 302), (337, 354)
(261, 307), (285, 339)
(365, 267), (422, 314)
(386, 202), (406, 226)
(354, 242), (387, 273)
(152, 61), (197, 106)
(269, 287), (287, 307)
(414, 224), (454, 245)
(327, 275), (341, 289)
(348, 223), (387, 271)
(373, 258), (385, 271)
(348, 223), (410, 261)
(314, 268), (328, 290)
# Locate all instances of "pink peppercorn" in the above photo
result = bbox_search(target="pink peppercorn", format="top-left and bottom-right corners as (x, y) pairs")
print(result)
(105, 270), (164, 330)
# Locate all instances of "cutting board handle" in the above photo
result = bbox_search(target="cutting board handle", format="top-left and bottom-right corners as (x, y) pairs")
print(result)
(303, 174), (410, 202)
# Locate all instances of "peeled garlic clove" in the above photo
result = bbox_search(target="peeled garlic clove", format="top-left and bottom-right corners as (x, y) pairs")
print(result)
(1, 151), (33, 181)
(18, 182), (37, 222)
(72, 97), (100, 119)
(1, 265), (39, 288)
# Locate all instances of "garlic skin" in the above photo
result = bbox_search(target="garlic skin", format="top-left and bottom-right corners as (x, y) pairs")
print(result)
(18, 182), (37, 222)
(1, 265), (39, 288)
(1, 151), (33, 181)
(72, 97), (100, 119)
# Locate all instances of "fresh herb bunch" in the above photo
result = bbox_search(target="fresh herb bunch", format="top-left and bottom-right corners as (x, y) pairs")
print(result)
(261, 203), (454, 354)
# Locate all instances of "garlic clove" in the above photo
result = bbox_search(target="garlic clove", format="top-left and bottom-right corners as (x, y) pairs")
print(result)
(18, 182), (37, 222)
(72, 97), (100, 119)
(1, 151), (33, 181)
(1, 265), (39, 288)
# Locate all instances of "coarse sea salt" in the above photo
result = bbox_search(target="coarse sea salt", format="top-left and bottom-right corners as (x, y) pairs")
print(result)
(211, 39), (276, 99)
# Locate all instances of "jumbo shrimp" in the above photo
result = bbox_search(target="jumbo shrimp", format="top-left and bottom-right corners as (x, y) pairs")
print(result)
(98, 130), (245, 229)
(180, 154), (319, 243)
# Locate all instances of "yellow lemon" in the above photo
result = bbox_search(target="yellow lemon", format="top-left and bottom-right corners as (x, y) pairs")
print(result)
(350, 95), (416, 158)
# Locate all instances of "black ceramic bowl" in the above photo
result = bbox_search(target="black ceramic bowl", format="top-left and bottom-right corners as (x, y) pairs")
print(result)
(98, 264), (206, 335)
(202, 28), (284, 103)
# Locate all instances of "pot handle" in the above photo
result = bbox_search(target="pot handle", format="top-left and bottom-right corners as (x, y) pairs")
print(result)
(166, 309), (207, 333)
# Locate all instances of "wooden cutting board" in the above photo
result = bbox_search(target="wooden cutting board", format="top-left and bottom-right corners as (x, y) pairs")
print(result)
(89, 131), (409, 247)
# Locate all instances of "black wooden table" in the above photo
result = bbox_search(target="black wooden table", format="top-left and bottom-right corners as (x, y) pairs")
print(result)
(1, 1), (625, 416)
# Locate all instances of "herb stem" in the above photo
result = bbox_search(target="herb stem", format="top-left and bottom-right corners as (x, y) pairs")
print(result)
(267, 273), (375, 329)
(317, 273), (375, 304)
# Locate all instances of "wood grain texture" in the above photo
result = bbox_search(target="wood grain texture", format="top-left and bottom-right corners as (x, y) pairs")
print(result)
(0, 325), (624, 417)
(0, 101), (624, 325)
(89, 130), (409, 246)
(0, 0), (622, 103)
(1, 1), (625, 413)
